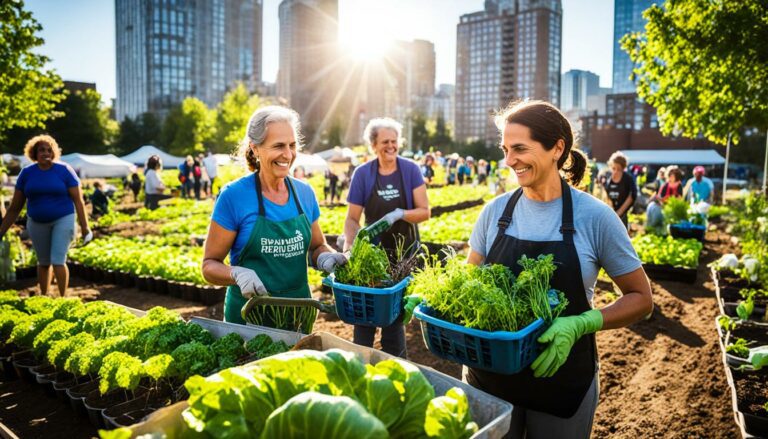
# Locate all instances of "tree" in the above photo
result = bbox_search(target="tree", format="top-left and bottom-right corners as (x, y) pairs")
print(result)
(430, 115), (453, 148)
(114, 112), (161, 155)
(410, 112), (429, 152)
(161, 98), (215, 156)
(0, 1), (65, 140)
(45, 88), (117, 154)
(621, 0), (768, 145)
(213, 83), (261, 153)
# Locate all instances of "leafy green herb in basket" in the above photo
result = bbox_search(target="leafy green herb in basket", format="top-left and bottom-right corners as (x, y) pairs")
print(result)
(334, 235), (391, 287)
(408, 251), (567, 332)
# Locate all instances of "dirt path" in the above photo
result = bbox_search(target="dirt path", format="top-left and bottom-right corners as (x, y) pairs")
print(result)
(1, 228), (742, 437)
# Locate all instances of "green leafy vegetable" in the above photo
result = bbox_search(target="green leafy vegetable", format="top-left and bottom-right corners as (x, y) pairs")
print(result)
(261, 392), (389, 439)
(335, 235), (390, 287)
(424, 387), (479, 438)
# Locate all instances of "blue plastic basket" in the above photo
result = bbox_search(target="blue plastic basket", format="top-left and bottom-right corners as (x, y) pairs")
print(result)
(413, 305), (548, 374)
(326, 275), (410, 327)
(669, 221), (706, 241)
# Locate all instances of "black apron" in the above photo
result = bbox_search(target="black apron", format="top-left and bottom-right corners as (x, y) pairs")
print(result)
(465, 179), (597, 418)
(364, 159), (419, 251)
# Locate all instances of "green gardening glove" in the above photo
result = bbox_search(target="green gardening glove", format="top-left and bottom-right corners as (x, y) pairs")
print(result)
(402, 295), (423, 325)
(531, 309), (603, 378)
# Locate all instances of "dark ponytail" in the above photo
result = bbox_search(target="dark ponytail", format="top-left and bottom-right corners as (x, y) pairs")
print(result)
(496, 100), (586, 187)
(562, 148), (587, 186)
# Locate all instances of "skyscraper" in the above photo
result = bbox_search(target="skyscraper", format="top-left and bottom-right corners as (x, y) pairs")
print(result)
(277, 0), (339, 147)
(455, 0), (562, 144)
(612, 0), (654, 93)
(115, 0), (262, 123)
(561, 69), (600, 112)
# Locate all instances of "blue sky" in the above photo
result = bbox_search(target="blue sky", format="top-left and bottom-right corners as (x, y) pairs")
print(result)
(26, 0), (614, 103)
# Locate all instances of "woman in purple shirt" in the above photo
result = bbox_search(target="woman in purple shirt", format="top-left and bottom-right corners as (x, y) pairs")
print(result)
(343, 117), (431, 357)
(0, 135), (91, 296)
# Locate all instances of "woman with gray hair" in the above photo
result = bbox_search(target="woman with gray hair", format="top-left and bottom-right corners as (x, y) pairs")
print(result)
(343, 117), (431, 357)
(202, 106), (347, 327)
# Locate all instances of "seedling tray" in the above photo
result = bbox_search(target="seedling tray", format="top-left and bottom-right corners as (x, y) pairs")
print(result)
(643, 263), (697, 284)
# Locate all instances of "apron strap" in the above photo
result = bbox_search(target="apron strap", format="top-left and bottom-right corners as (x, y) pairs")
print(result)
(559, 178), (575, 244)
(495, 179), (575, 242)
(254, 173), (304, 217)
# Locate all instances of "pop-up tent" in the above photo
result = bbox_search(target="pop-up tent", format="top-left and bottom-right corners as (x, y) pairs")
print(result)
(620, 149), (725, 166)
(59, 153), (136, 178)
(120, 145), (185, 168)
(316, 147), (360, 165)
(293, 152), (328, 174)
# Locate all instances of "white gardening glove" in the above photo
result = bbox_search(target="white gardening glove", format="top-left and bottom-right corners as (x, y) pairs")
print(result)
(230, 266), (268, 298)
(382, 208), (405, 226)
(83, 230), (94, 244)
(317, 252), (349, 274)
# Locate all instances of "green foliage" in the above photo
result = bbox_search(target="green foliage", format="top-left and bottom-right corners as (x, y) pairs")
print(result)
(113, 112), (161, 155)
(424, 387), (479, 439)
(66, 335), (129, 376)
(44, 88), (117, 154)
(142, 354), (176, 381)
(662, 196), (691, 225)
(171, 341), (217, 380)
(261, 392), (389, 439)
(211, 332), (247, 369)
(631, 234), (703, 268)
(182, 349), (475, 439)
(214, 83), (261, 152)
(408, 253), (567, 332)
(161, 97), (216, 155)
(47, 332), (95, 370)
(726, 337), (750, 359)
(0, 1), (65, 139)
(335, 235), (390, 287)
(32, 319), (77, 358)
(99, 352), (145, 394)
(244, 334), (291, 360)
(621, 0), (768, 145)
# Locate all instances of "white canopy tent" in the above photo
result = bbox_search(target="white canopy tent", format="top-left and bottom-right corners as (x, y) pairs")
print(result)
(316, 147), (360, 165)
(59, 153), (136, 178)
(619, 149), (725, 166)
(292, 152), (329, 174)
(120, 145), (185, 168)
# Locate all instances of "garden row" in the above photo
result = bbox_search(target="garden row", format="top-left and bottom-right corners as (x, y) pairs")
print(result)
(0, 291), (510, 438)
(0, 291), (296, 431)
(709, 193), (768, 438)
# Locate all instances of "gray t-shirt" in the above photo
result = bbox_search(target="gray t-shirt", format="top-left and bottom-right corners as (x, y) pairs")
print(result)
(469, 186), (642, 304)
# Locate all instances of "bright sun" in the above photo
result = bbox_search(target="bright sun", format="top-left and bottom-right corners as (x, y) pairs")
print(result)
(338, 1), (395, 61)
(339, 24), (393, 61)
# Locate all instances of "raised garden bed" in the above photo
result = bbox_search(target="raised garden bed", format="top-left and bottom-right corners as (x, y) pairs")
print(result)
(643, 263), (698, 284)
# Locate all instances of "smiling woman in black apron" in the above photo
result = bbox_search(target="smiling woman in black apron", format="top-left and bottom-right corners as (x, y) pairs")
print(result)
(466, 101), (653, 438)
(201, 106), (347, 329)
(343, 117), (430, 357)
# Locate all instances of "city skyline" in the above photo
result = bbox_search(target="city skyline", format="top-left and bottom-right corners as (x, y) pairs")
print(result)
(26, 0), (614, 105)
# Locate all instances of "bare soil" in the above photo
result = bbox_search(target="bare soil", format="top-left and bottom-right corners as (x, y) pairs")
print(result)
(0, 229), (744, 438)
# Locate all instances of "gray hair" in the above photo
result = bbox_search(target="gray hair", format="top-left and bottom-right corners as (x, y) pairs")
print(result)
(363, 117), (403, 152)
(237, 105), (303, 171)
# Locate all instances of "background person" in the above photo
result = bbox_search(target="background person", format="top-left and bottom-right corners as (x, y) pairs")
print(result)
(602, 152), (637, 230)
(90, 181), (109, 217)
(202, 106), (345, 327)
(684, 165), (714, 203)
(343, 117), (430, 357)
(0, 135), (92, 297)
(129, 172), (142, 202)
(203, 151), (218, 196)
(657, 167), (684, 202)
(465, 101), (652, 438)
(144, 155), (171, 210)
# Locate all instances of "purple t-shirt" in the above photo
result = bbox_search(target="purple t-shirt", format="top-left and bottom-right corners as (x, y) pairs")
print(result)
(15, 162), (80, 223)
(347, 157), (425, 208)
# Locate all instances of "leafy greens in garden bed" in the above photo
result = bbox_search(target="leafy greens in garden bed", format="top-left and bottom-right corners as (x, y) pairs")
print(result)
(408, 253), (567, 332)
(631, 234), (702, 268)
(181, 349), (478, 439)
